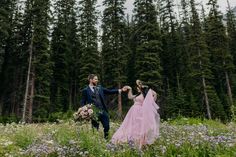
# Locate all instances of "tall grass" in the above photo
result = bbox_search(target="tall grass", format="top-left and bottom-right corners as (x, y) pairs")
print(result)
(0, 118), (235, 156)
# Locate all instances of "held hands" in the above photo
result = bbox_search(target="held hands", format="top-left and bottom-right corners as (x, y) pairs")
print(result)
(121, 85), (132, 92)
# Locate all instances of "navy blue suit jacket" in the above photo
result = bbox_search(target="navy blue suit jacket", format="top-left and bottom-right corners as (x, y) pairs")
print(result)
(80, 85), (119, 112)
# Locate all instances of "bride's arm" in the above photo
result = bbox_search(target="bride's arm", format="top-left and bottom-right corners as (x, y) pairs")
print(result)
(127, 87), (136, 100)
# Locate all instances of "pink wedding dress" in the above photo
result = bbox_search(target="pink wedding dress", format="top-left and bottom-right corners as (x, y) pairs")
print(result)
(111, 89), (160, 148)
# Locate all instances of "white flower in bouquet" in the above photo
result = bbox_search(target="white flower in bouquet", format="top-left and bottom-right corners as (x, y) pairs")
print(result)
(73, 112), (79, 120)
(80, 110), (85, 116)
(82, 106), (88, 110)
(77, 108), (82, 113)
(87, 104), (92, 108)
(82, 114), (87, 118)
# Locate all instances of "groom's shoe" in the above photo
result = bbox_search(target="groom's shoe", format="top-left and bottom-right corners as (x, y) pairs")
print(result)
(91, 120), (99, 131)
(104, 132), (109, 140)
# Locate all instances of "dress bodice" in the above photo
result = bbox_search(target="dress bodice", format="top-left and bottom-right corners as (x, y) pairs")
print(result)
(134, 94), (144, 105)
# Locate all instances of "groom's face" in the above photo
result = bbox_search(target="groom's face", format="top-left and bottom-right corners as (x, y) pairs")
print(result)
(91, 76), (98, 86)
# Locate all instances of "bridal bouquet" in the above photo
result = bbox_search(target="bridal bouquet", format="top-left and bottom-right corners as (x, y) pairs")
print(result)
(73, 104), (98, 122)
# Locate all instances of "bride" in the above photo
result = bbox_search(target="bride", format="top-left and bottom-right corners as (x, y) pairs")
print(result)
(111, 80), (160, 149)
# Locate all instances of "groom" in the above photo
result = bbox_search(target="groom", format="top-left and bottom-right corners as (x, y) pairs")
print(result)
(80, 74), (126, 139)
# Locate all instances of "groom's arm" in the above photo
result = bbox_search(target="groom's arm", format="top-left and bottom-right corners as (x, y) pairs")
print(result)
(102, 87), (121, 95)
(80, 89), (87, 106)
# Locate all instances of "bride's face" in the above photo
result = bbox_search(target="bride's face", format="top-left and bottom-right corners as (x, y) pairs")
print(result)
(137, 86), (141, 93)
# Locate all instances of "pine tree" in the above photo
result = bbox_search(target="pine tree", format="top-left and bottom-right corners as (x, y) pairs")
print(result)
(51, 0), (79, 113)
(164, 87), (176, 119)
(19, 0), (35, 122)
(159, 0), (183, 91)
(68, 8), (81, 109)
(188, 93), (199, 117)
(178, 0), (191, 88)
(187, 0), (226, 119)
(226, 0), (236, 65)
(206, 0), (233, 120)
(0, 0), (52, 122)
(125, 15), (136, 87)
(132, 0), (162, 90)
(188, 0), (210, 119)
(78, 0), (99, 87)
(226, 0), (236, 119)
(101, 0), (128, 86)
(176, 0), (193, 115)
(159, 0), (189, 117)
(30, 0), (52, 122)
(0, 0), (11, 71)
(0, 0), (23, 117)
(101, 0), (130, 115)
(176, 86), (188, 115)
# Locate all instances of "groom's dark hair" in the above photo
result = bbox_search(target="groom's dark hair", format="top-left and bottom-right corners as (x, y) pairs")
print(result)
(88, 74), (97, 81)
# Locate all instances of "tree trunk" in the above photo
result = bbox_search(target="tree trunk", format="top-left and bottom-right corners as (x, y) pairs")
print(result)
(28, 67), (35, 123)
(22, 35), (33, 123)
(198, 48), (211, 119)
(224, 62), (234, 118)
(202, 77), (211, 119)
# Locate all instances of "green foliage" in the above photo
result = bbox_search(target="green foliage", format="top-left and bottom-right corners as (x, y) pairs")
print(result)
(48, 110), (74, 122)
(52, 124), (78, 145)
(51, 0), (79, 113)
(168, 117), (224, 126)
(48, 112), (65, 122)
(101, 0), (128, 87)
(77, 125), (109, 155)
(164, 88), (178, 119)
(159, 0), (180, 90)
(226, 5), (236, 68)
(207, 86), (227, 120)
(1, 0), (236, 122)
(0, 115), (19, 123)
(0, 0), (11, 47)
(205, 0), (233, 120)
(0, 144), (20, 157)
(168, 117), (204, 125)
(0, 0), (25, 119)
(164, 86), (189, 119)
(161, 142), (236, 157)
(78, 0), (100, 87)
(0, 119), (235, 156)
(12, 127), (37, 149)
(133, 0), (162, 91)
